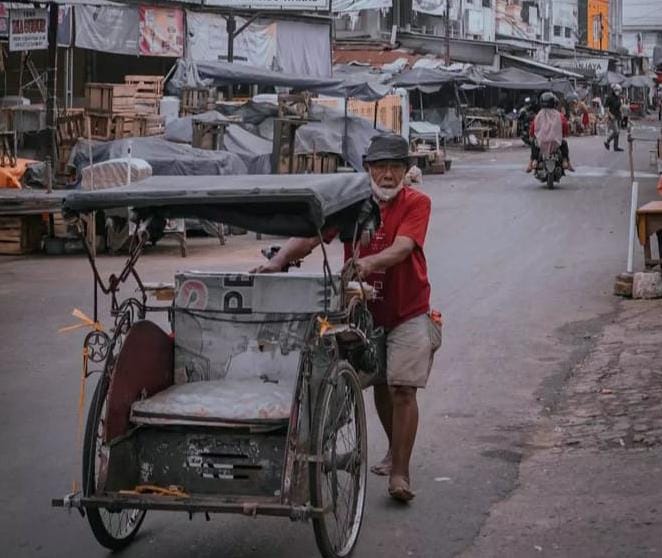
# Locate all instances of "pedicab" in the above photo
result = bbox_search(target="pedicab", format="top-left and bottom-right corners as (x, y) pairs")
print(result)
(52, 173), (384, 558)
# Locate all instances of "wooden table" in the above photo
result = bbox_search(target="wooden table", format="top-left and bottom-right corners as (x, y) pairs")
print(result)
(636, 201), (662, 268)
(463, 127), (490, 151)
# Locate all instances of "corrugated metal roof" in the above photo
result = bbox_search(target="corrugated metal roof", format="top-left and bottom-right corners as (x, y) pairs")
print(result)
(333, 47), (422, 68)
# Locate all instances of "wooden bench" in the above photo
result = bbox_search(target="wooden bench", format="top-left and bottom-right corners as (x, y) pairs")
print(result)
(636, 201), (662, 269)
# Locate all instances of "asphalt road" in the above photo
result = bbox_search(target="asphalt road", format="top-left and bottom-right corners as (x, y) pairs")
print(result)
(1, 126), (660, 558)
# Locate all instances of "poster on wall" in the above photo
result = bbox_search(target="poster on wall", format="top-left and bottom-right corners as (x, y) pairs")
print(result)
(9, 8), (48, 52)
(139, 6), (184, 57)
(0, 5), (9, 39)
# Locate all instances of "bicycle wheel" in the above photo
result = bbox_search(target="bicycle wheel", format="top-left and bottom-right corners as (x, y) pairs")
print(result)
(310, 361), (367, 558)
(82, 375), (146, 550)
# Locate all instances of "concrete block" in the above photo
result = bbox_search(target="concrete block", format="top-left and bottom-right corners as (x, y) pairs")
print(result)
(632, 272), (662, 299)
(614, 272), (633, 297)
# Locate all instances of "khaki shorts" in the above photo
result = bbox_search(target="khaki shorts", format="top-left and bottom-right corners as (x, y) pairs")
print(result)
(385, 313), (442, 388)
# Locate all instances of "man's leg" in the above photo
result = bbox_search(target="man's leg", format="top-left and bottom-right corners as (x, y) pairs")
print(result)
(389, 385), (418, 479)
(613, 122), (623, 151)
(561, 140), (574, 171)
(370, 384), (393, 475)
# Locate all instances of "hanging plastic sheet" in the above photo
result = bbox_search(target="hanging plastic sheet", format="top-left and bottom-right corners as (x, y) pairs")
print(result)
(274, 20), (332, 77)
(185, 11), (277, 69)
(75, 5), (139, 56)
(332, 0), (392, 13)
(412, 0), (459, 18)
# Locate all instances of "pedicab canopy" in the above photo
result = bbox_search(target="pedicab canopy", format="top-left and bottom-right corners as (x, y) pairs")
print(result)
(63, 173), (377, 238)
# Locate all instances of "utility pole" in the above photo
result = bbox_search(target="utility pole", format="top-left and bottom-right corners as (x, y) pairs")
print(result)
(445, 0), (451, 66)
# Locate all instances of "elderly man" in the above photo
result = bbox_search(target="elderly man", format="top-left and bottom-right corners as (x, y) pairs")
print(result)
(257, 133), (441, 502)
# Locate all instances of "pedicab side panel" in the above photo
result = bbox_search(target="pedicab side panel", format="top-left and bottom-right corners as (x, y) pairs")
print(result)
(104, 321), (174, 443)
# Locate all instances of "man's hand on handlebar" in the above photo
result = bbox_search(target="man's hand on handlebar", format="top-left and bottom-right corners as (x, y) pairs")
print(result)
(250, 260), (284, 274)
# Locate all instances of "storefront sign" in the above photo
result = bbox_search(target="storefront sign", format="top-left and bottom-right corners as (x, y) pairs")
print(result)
(139, 6), (184, 57)
(9, 8), (48, 52)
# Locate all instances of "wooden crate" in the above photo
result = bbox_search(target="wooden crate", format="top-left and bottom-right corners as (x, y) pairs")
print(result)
(181, 87), (213, 113)
(85, 83), (137, 115)
(87, 112), (139, 140)
(56, 113), (87, 147)
(347, 95), (402, 134)
(51, 212), (70, 238)
(0, 215), (44, 255)
(124, 75), (164, 95)
(144, 115), (165, 136)
(192, 119), (229, 150)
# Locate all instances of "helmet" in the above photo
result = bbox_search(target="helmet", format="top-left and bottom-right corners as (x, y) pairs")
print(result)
(565, 92), (579, 103)
(524, 97), (531, 104)
(540, 91), (558, 109)
(612, 84), (623, 94)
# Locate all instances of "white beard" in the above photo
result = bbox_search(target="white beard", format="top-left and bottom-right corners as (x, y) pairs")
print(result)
(371, 177), (404, 202)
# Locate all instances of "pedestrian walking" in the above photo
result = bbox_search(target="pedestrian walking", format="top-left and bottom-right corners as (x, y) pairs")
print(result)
(604, 84), (625, 152)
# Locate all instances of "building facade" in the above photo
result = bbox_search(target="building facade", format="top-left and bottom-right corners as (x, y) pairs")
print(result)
(621, 0), (662, 60)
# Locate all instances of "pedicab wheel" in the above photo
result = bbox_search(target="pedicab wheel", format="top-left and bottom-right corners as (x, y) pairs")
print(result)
(82, 375), (146, 550)
(547, 172), (554, 189)
(310, 361), (367, 558)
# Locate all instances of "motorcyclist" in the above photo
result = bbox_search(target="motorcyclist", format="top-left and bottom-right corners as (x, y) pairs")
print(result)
(526, 91), (574, 173)
(604, 83), (625, 152)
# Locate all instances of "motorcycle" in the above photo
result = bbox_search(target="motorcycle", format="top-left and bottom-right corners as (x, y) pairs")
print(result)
(534, 140), (564, 189)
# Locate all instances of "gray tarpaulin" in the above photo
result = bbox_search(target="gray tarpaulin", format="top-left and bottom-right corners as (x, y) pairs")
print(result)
(63, 173), (376, 237)
(322, 65), (393, 100)
(167, 60), (341, 95)
(212, 102), (383, 171)
(164, 111), (272, 173)
(467, 67), (575, 96)
(75, 5), (139, 55)
(69, 137), (247, 179)
(391, 67), (464, 92)
(298, 104), (383, 170)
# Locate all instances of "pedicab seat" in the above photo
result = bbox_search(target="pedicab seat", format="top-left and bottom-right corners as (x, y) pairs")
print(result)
(130, 271), (342, 428)
(130, 379), (293, 426)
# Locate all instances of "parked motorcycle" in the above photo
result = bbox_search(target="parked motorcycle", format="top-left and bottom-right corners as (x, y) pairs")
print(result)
(534, 141), (564, 189)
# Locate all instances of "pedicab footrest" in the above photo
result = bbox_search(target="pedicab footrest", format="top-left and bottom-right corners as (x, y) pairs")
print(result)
(130, 379), (293, 427)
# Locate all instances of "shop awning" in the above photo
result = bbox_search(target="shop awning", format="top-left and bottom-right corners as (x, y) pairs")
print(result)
(500, 54), (583, 79)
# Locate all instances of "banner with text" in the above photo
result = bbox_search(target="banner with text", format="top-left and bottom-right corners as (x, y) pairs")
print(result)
(9, 8), (48, 52)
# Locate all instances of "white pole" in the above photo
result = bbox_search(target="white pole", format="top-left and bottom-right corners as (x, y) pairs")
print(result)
(627, 181), (639, 274)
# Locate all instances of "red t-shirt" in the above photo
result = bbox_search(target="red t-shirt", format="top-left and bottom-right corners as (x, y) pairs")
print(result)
(343, 187), (431, 330)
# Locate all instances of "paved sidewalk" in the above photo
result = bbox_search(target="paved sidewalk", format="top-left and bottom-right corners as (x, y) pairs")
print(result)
(463, 299), (662, 557)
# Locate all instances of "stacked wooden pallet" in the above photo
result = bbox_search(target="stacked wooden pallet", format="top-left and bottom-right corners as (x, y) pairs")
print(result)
(181, 87), (214, 116)
(85, 83), (137, 141)
(55, 111), (87, 176)
(124, 75), (164, 116)
(0, 215), (44, 255)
